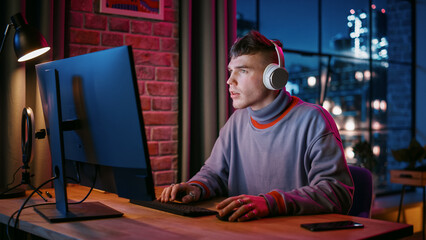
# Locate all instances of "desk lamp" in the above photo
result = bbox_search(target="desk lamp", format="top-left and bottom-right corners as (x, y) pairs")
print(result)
(0, 12), (50, 199)
(0, 13), (50, 61)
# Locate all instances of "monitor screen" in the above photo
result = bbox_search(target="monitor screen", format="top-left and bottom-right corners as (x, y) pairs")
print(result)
(35, 46), (155, 222)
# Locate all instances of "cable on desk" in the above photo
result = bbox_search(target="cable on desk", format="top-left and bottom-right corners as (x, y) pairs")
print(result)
(65, 161), (83, 184)
(7, 176), (57, 240)
(69, 164), (98, 204)
(0, 166), (23, 198)
(6, 165), (98, 240)
(6, 166), (22, 189)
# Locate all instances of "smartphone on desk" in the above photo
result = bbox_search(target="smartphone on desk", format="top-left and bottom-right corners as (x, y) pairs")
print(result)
(301, 220), (364, 231)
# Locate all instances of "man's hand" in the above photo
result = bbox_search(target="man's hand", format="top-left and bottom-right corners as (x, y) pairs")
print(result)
(158, 182), (201, 203)
(216, 195), (270, 222)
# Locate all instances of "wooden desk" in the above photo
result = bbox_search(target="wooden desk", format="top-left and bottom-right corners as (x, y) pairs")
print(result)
(0, 185), (413, 240)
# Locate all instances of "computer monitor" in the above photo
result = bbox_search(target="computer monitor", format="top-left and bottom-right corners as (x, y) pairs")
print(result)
(34, 46), (156, 222)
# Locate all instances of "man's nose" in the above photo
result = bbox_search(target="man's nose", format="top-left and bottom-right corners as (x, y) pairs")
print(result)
(227, 75), (236, 85)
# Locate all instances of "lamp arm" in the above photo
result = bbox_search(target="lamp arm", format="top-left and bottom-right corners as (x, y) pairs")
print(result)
(0, 23), (12, 55)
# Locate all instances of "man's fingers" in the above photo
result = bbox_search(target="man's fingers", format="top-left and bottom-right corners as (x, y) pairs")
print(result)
(170, 183), (181, 201)
(159, 183), (176, 202)
(216, 197), (237, 210)
(158, 183), (202, 203)
(181, 191), (197, 203)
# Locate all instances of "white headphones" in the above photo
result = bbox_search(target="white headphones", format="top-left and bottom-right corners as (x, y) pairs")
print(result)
(263, 41), (289, 90)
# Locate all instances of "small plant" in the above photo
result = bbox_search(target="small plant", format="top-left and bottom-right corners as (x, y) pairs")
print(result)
(352, 141), (377, 173)
(391, 138), (426, 170)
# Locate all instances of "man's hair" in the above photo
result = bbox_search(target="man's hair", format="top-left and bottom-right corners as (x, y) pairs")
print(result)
(229, 30), (283, 64)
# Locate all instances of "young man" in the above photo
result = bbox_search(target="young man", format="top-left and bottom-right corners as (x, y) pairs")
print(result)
(159, 31), (354, 222)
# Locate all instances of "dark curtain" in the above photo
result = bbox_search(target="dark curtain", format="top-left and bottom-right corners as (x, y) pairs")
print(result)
(179, 0), (237, 181)
(0, 0), (65, 189)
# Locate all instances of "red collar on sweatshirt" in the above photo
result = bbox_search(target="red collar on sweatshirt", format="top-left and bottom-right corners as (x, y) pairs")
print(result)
(250, 96), (300, 129)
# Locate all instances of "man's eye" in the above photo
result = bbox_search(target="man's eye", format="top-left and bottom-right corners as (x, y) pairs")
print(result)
(241, 69), (247, 73)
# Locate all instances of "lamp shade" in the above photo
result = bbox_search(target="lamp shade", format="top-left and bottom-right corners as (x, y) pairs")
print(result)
(11, 13), (50, 62)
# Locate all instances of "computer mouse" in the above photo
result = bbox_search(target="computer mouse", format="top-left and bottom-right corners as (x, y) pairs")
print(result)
(216, 209), (237, 221)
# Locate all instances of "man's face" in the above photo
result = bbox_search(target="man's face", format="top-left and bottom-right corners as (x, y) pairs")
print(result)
(227, 52), (277, 110)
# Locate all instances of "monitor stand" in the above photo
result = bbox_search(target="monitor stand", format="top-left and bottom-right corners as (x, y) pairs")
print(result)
(34, 202), (123, 223)
(34, 69), (123, 223)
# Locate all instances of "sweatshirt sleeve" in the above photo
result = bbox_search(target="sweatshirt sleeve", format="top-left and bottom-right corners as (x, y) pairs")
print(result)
(187, 126), (231, 200)
(261, 131), (354, 216)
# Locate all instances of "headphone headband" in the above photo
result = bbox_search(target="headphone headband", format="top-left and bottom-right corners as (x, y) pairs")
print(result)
(270, 41), (284, 68)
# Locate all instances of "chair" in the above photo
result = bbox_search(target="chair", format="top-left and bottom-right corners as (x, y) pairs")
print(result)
(348, 165), (374, 218)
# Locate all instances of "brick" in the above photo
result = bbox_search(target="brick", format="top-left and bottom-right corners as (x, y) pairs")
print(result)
(131, 21), (152, 35)
(171, 97), (178, 111)
(135, 66), (155, 80)
(125, 35), (160, 50)
(172, 24), (179, 38)
(171, 53), (179, 67)
(153, 170), (176, 186)
(64, 0), (180, 187)
(156, 68), (177, 81)
(137, 80), (145, 94)
(171, 126), (178, 140)
(147, 141), (159, 155)
(85, 14), (107, 30)
(153, 22), (174, 37)
(153, 97), (172, 111)
(171, 155), (178, 170)
(133, 51), (172, 66)
(143, 112), (178, 125)
(109, 17), (130, 32)
(150, 156), (173, 171)
(146, 82), (177, 96)
(164, 8), (178, 22)
(140, 96), (151, 111)
(102, 33), (123, 46)
(68, 45), (89, 57)
(133, 51), (151, 64)
(144, 127), (151, 140)
(161, 38), (178, 52)
(88, 47), (108, 53)
(164, 0), (174, 8)
(159, 141), (178, 155)
(151, 52), (173, 66)
(69, 29), (100, 45)
(70, 0), (93, 12)
(69, 12), (83, 28)
(152, 127), (173, 140)
(144, 126), (151, 139)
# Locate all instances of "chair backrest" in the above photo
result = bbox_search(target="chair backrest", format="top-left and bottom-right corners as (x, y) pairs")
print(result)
(348, 165), (373, 218)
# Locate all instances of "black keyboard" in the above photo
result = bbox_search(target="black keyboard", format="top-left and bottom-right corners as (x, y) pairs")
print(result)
(130, 199), (217, 217)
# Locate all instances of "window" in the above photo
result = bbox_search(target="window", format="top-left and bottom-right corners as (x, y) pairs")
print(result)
(237, 0), (414, 195)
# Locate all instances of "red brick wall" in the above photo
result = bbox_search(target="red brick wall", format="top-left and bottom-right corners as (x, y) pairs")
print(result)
(67, 0), (179, 186)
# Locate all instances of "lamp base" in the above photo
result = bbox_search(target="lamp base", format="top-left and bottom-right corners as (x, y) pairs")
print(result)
(0, 187), (26, 199)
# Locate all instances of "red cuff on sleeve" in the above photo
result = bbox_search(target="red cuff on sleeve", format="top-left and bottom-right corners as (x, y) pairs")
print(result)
(268, 191), (287, 215)
(188, 180), (210, 199)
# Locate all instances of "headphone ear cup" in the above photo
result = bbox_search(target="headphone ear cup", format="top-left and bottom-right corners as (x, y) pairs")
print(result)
(263, 63), (289, 90)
